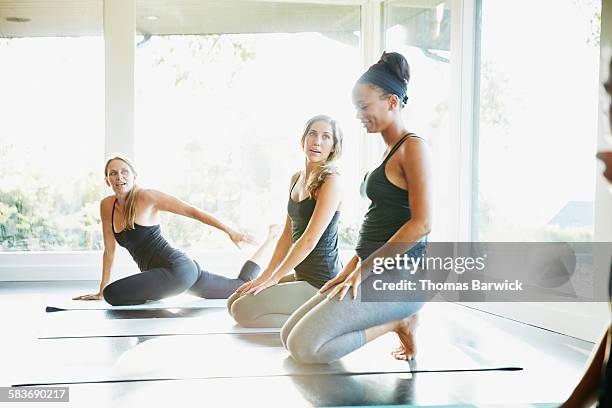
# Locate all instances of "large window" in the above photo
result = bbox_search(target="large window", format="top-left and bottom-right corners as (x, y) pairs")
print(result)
(384, 0), (453, 241)
(0, 0), (606, 296)
(473, 0), (601, 242)
(134, 2), (362, 250)
(466, 0), (604, 342)
(0, 33), (104, 250)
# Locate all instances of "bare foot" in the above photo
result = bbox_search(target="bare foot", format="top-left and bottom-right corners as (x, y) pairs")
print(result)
(267, 224), (282, 241)
(391, 313), (418, 361)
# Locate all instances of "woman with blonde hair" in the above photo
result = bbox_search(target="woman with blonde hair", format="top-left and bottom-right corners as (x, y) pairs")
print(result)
(73, 155), (284, 305)
(227, 114), (344, 327)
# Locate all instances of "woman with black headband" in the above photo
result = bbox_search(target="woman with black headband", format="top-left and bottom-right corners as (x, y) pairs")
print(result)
(281, 52), (432, 363)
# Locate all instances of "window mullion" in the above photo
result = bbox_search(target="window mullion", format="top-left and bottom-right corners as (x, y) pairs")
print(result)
(104, 0), (136, 159)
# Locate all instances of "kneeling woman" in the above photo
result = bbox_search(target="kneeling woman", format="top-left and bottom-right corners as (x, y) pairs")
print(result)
(281, 52), (432, 363)
(227, 114), (343, 327)
(73, 155), (276, 306)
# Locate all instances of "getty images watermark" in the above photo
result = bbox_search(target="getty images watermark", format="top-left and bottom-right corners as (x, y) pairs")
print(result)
(371, 251), (523, 291)
(358, 242), (610, 302)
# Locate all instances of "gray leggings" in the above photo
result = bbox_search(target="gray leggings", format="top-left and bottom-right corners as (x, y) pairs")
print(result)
(280, 270), (424, 364)
(227, 274), (319, 327)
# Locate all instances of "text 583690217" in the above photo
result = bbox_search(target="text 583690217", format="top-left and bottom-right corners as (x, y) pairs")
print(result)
(1, 387), (69, 402)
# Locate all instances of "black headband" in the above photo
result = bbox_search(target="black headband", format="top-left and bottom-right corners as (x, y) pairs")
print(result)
(357, 63), (408, 104)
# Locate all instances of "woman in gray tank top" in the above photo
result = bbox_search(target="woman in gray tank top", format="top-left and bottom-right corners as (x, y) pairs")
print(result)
(282, 52), (433, 363)
(226, 115), (344, 327)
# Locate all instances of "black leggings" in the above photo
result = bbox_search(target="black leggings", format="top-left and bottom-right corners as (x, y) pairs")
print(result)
(103, 260), (260, 306)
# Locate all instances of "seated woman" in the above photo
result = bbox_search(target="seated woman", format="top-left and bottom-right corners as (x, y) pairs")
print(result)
(281, 52), (432, 363)
(226, 114), (343, 327)
(73, 155), (281, 306)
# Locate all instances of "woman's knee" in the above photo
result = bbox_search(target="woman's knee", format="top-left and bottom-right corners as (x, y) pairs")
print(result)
(174, 261), (200, 288)
(285, 325), (333, 364)
(229, 296), (259, 327)
(102, 285), (115, 305)
(280, 321), (293, 348)
(226, 292), (240, 315)
(281, 306), (308, 348)
(102, 284), (125, 306)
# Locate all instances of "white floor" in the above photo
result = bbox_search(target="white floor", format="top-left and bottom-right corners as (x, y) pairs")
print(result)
(0, 281), (595, 407)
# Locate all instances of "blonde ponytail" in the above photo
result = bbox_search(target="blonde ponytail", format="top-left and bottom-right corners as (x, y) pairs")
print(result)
(305, 163), (340, 199)
(122, 186), (140, 231)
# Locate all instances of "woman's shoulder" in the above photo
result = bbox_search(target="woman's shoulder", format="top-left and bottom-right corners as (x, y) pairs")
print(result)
(101, 195), (115, 205)
(321, 172), (342, 184)
(99, 195), (116, 219)
(397, 134), (429, 156)
(135, 188), (165, 204)
(401, 133), (424, 144)
(100, 195), (117, 210)
(403, 134), (426, 145)
(136, 188), (154, 200)
(316, 172), (342, 197)
(288, 171), (302, 189)
(291, 171), (302, 182)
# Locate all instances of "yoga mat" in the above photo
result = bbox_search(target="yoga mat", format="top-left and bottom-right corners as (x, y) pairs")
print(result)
(38, 308), (279, 339)
(329, 405), (560, 408)
(15, 373), (559, 408)
(18, 374), (561, 408)
(13, 349), (573, 408)
(11, 330), (521, 386)
(45, 296), (227, 312)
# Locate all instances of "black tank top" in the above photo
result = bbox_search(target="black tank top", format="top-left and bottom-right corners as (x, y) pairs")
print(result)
(112, 199), (190, 271)
(287, 174), (341, 288)
(355, 134), (426, 259)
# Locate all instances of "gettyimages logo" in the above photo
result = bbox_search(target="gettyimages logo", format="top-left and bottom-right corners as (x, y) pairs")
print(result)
(372, 253), (486, 275)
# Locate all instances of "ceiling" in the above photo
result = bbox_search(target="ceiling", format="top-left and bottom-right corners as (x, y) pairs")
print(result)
(0, 0), (449, 52)
(0, 0), (362, 37)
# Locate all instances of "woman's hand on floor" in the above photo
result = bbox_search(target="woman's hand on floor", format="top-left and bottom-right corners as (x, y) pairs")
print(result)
(72, 292), (103, 301)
